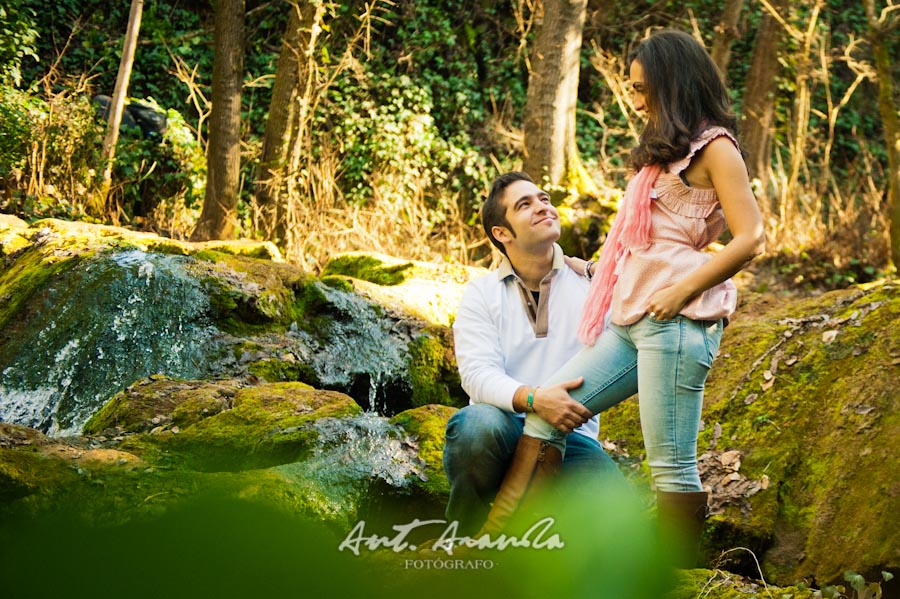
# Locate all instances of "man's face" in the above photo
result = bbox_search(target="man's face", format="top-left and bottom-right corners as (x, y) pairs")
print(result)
(493, 179), (560, 251)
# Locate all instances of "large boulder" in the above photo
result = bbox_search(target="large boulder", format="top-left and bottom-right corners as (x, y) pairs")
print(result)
(0, 219), (469, 434)
(1, 378), (436, 528)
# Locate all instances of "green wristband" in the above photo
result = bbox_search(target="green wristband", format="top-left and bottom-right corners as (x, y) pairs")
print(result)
(526, 387), (536, 413)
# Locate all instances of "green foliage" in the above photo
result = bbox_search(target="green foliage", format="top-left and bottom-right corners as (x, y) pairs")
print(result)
(0, 87), (33, 177)
(109, 97), (206, 224)
(0, 86), (205, 227)
(0, 87), (102, 222)
(20, 0), (211, 119)
(322, 70), (487, 218)
(819, 570), (894, 599)
(0, 0), (39, 86)
(4, 0), (896, 272)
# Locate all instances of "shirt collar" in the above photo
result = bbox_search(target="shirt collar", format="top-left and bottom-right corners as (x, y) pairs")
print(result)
(496, 243), (565, 281)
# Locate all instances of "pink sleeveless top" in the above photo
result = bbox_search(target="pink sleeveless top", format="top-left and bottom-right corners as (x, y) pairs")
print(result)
(611, 127), (738, 325)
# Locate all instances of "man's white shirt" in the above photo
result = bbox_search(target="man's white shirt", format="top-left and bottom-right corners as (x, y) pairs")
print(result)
(453, 244), (600, 439)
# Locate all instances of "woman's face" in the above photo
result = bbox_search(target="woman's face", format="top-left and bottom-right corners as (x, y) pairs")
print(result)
(628, 59), (648, 114)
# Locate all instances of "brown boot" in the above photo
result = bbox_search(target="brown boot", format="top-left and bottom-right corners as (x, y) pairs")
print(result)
(475, 434), (562, 538)
(656, 490), (709, 568)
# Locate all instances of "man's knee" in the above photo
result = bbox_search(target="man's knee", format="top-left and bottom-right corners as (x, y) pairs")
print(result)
(444, 404), (519, 463)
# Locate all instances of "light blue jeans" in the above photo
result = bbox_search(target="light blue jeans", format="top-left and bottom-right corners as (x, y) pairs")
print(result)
(524, 315), (723, 492)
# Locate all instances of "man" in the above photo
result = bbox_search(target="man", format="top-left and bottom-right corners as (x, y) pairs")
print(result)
(444, 171), (620, 535)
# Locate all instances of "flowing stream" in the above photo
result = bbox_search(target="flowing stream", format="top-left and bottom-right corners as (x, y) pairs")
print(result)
(0, 249), (418, 435)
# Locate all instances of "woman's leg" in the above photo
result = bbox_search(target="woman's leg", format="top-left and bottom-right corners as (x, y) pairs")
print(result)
(631, 316), (722, 492)
(631, 316), (723, 567)
(478, 325), (639, 537)
(524, 323), (640, 451)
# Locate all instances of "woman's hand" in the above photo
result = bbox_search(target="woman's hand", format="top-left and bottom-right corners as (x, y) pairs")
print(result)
(646, 283), (691, 320)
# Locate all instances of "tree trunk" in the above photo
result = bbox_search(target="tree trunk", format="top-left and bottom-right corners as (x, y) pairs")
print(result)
(522, 0), (594, 194)
(710, 0), (744, 73)
(740, 0), (787, 217)
(254, 2), (313, 247)
(191, 0), (245, 241)
(864, 0), (900, 266)
(95, 0), (143, 217)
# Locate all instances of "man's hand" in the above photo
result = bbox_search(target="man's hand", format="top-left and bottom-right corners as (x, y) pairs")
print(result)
(533, 378), (593, 434)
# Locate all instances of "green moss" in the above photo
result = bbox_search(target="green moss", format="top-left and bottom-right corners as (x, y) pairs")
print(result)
(321, 253), (413, 286)
(289, 279), (333, 334)
(197, 239), (281, 261)
(248, 358), (321, 386)
(390, 404), (456, 498)
(158, 383), (362, 472)
(407, 326), (466, 409)
(665, 568), (817, 599)
(84, 377), (241, 435)
(319, 275), (354, 293)
(186, 250), (314, 334)
(0, 243), (92, 332)
(144, 239), (190, 256)
(0, 448), (79, 502)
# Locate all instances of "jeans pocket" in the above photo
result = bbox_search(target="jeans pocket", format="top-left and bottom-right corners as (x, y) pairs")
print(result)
(646, 313), (677, 325)
(701, 319), (723, 365)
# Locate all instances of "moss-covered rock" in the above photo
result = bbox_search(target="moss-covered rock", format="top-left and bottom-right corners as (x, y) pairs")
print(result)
(246, 357), (321, 386)
(0, 219), (462, 430)
(391, 404), (456, 499)
(90, 380), (362, 472)
(407, 326), (465, 409)
(170, 383), (361, 468)
(604, 280), (900, 587)
(2, 391), (426, 530)
(0, 434), (370, 528)
(83, 376), (240, 434)
(321, 251), (482, 327)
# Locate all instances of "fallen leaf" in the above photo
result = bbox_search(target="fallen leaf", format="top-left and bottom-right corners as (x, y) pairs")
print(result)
(784, 356), (799, 366)
(761, 378), (775, 391)
(744, 393), (758, 405)
(720, 449), (742, 468)
(763, 370), (773, 381)
(822, 330), (838, 343)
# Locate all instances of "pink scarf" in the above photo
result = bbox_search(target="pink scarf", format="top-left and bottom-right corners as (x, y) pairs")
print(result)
(578, 164), (661, 345)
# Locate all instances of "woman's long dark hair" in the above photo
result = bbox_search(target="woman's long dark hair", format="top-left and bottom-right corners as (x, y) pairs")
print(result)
(629, 30), (737, 169)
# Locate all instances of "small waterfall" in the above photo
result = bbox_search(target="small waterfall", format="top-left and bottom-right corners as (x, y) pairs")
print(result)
(0, 250), (222, 435)
(274, 412), (427, 520)
(0, 247), (430, 436)
(286, 283), (414, 414)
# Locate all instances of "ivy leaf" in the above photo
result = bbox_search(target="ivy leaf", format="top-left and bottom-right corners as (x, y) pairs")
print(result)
(844, 571), (866, 592)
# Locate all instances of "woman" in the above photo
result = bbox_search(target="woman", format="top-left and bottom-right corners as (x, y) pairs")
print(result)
(478, 30), (766, 566)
